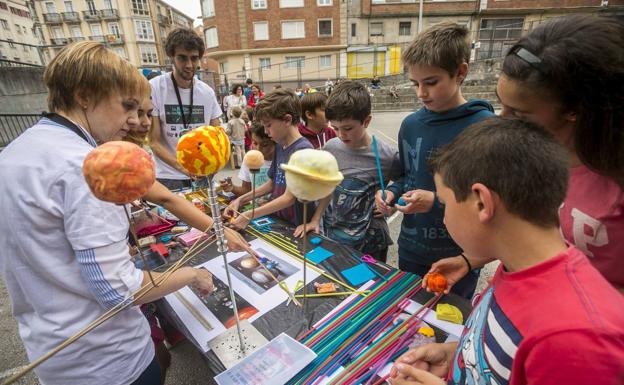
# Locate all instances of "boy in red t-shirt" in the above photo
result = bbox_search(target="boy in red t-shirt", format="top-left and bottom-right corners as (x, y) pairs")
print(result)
(390, 117), (624, 385)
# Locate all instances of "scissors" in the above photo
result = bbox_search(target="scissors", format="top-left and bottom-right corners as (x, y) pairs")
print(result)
(357, 254), (389, 282)
(283, 280), (304, 307)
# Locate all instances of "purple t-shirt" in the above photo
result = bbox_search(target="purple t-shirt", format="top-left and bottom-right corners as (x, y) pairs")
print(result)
(267, 136), (313, 225)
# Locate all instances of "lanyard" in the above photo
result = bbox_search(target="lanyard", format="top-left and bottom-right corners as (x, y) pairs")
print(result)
(171, 73), (194, 130)
(42, 112), (95, 147)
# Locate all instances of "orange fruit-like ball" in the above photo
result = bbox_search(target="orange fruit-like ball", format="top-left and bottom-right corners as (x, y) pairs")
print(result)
(176, 126), (231, 176)
(82, 141), (155, 204)
(425, 272), (448, 293)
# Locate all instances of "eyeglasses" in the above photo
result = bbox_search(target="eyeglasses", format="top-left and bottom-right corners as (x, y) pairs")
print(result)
(510, 46), (543, 72)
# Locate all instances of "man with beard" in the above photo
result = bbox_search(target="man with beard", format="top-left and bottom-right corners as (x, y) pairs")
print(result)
(149, 28), (222, 190)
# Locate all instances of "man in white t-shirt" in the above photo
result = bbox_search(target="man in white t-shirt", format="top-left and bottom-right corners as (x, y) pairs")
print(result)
(149, 28), (222, 190)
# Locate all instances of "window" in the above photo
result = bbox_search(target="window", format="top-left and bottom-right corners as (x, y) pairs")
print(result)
(318, 19), (332, 37)
(219, 61), (228, 74)
(132, 0), (150, 15)
(281, 21), (304, 39)
(134, 20), (154, 40)
(22, 26), (27, 34)
(253, 22), (268, 40)
(351, 23), (356, 37)
(71, 25), (81, 37)
(113, 47), (127, 59)
(0, 19), (7, 30)
(318, 0), (332, 5)
(285, 56), (304, 69)
(370, 22), (383, 36)
(64, 1), (73, 11)
(202, 0), (215, 17)
(86, 0), (96, 13)
(7, 38), (15, 48)
(90, 23), (102, 36)
(45, 2), (55, 13)
(399, 21), (411, 36)
(139, 44), (158, 64)
(15, 24), (20, 34)
(259, 57), (271, 70)
(104, 0), (113, 9)
(280, 0), (304, 7)
(320, 55), (331, 68)
(108, 22), (120, 36)
(478, 18), (523, 59)
(51, 26), (63, 38)
(204, 27), (218, 48)
(251, 0), (267, 9)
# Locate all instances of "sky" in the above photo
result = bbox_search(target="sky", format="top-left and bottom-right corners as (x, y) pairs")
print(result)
(162, 0), (203, 26)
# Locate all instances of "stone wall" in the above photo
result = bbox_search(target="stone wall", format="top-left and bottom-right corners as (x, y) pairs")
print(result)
(0, 67), (48, 114)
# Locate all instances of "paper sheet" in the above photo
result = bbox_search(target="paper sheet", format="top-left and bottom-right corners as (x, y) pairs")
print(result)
(165, 238), (322, 352)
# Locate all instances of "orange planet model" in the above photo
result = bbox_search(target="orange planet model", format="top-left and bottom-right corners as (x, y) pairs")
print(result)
(82, 141), (155, 204)
(425, 272), (448, 293)
(176, 126), (231, 176)
(243, 149), (265, 171)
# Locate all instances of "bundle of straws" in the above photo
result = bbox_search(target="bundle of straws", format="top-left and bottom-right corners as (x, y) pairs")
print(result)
(287, 271), (440, 385)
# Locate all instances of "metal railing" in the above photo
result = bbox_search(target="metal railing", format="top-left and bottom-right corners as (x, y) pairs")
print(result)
(99, 8), (119, 19)
(43, 13), (62, 23)
(0, 114), (42, 149)
(62, 11), (81, 22)
(82, 10), (100, 20)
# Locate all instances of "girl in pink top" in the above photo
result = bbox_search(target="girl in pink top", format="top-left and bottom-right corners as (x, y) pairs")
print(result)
(495, 15), (624, 292)
(426, 15), (624, 294)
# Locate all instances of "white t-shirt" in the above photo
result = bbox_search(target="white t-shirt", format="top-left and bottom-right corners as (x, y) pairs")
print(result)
(150, 73), (223, 180)
(238, 160), (272, 188)
(0, 118), (153, 385)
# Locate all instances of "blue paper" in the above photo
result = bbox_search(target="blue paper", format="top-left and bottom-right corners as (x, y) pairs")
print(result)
(310, 237), (322, 245)
(342, 263), (376, 286)
(305, 246), (334, 264)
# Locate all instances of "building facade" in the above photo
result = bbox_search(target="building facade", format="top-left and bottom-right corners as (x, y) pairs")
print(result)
(0, 0), (44, 64)
(201, 0), (347, 90)
(31, 0), (193, 67)
(348, 0), (623, 78)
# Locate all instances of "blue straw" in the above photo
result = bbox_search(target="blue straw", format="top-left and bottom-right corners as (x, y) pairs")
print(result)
(372, 135), (386, 201)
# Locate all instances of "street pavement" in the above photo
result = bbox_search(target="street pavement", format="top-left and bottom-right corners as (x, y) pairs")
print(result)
(0, 111), (497, 384)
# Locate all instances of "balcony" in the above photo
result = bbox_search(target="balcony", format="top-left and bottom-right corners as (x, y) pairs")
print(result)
(51, 37), (68, 45)
(158, 14), (171, 25)
(70, 36), (85, 42)
(106, 34), (124, 45)
(62, 11), (81, 23)
(99, 9), (119, 20)
(89, 35), (107, 42)
(42, 13), (62, 24)
(82, 10), (100, 21)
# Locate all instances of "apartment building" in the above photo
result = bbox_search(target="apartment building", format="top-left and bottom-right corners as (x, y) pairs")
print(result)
(0, 0), (43, 64)
(32, 0), (193, 67)
(348, 0), (623, 78)
(200, 0), (347, 89)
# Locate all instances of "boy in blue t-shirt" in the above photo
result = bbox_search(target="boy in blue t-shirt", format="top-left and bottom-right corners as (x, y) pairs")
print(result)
(225, 89), (313, 228)
(375, 22), (494, 298)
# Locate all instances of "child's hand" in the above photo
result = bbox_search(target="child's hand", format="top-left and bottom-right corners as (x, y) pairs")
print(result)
(191, 268), (214, 297)
(224, 227), (249, 252)
(223, 198), (241, 219)
(396, 190), (435, 214)
(390, 342), (455, 380)
(423, 255), (469, 295)
(229, 211), (251, 230)
(293, 220), (321, 238)
(375, 190), (396, 215)
(220, 178), (234, 193)
(389, 365), (446, 385)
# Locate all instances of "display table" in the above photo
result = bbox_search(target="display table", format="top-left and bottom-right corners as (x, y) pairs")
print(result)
(154, 217), (471, 376)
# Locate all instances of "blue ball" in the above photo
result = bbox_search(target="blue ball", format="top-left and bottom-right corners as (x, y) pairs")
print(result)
(397, 197), (406, 206)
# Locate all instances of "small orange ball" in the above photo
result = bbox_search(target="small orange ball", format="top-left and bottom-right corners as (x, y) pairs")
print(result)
(82, 141), (155, 204)
(425, 272), (448, 293)
(176, 126), (231, 176)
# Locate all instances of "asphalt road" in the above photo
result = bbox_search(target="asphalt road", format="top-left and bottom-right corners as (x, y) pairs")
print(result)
(0, 111), (498, 384)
